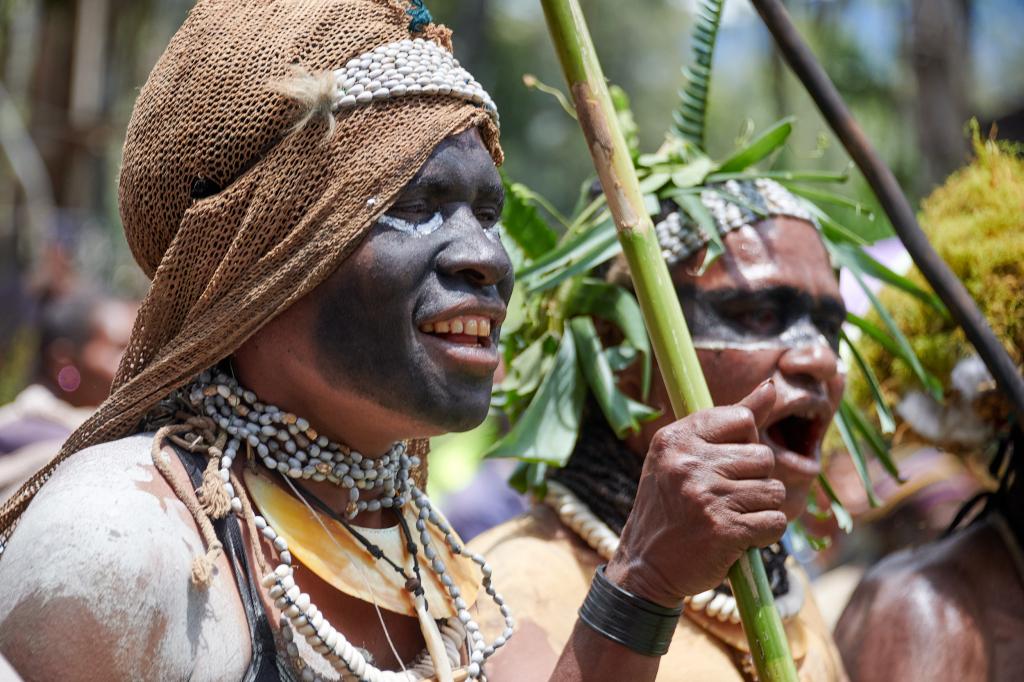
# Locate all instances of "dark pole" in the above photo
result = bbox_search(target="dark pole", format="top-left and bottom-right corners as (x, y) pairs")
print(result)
(749, 0), (1024, 429)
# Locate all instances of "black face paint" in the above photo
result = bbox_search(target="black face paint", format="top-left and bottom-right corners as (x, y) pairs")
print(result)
(678, 283), (847, 353)
(312, 130), (513, 433)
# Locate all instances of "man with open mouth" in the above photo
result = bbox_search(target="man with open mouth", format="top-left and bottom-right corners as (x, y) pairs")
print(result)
(472, 179), (849, 681)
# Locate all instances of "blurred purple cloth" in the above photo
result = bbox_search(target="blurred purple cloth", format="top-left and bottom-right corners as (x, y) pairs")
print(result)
(441, 458), (527, 541)
(839, 237), (910, 316)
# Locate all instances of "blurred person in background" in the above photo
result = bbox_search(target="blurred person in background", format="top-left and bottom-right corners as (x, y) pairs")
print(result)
(0, 287), (136, 498)
(836, 136), (1024, 681)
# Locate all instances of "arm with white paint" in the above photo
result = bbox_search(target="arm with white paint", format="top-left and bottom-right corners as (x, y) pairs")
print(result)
(0, 436), (250, 681)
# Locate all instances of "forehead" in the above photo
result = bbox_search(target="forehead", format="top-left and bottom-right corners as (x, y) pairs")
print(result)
(672, 216), (839, 298)
(404, 127), (500, 192)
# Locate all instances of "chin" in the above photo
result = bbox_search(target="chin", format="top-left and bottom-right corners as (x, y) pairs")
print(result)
(414, 385), (493, 435)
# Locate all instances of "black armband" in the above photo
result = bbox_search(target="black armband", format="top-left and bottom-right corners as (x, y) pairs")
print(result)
(578, 564), (682, 657)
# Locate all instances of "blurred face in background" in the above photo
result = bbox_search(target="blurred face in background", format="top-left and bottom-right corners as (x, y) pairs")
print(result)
(44, 298), (137, 407)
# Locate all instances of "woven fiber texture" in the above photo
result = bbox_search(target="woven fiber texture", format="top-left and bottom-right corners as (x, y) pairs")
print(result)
(0, 0), (501, 538)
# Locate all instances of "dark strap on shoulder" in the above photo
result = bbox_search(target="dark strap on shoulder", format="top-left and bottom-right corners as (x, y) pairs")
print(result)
(173, 446), (284, 682)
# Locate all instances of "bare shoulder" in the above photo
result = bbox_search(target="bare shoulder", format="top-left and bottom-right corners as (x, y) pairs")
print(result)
(836, 524), (997, 681)
(0, 434), (250, 681)
(472, 506), (599, 682)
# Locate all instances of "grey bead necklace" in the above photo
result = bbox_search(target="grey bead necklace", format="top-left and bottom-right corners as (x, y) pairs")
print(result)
(187, 371), (408, 519)
(183, 370), (514, 681)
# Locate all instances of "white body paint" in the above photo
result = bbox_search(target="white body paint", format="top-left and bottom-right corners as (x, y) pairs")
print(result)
(0, 434), (251, 681)
(378, 212), (444, 237)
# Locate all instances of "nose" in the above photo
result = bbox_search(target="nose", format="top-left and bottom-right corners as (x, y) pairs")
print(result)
(436, 207), (513, 292)
(777, 341), (839, 393)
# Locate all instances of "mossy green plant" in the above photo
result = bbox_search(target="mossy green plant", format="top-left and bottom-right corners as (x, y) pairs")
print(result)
(850, 132), (1024, 412)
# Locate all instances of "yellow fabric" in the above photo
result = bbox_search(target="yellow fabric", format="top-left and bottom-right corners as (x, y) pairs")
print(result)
(244, 469), (477, 618)
(469, 506), (848, 682)
(0, 0), (501, 540)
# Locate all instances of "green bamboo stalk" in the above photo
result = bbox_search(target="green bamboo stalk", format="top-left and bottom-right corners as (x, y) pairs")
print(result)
(539, 0), (798, 679)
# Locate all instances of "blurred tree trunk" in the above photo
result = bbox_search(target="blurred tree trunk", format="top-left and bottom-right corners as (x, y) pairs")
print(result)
(909, 0), (972, 191)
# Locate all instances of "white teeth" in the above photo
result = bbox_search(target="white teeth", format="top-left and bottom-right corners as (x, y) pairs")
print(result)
(420, 315), (493, 337)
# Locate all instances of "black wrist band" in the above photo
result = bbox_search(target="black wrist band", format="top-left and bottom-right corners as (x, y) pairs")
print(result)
(578, 565), (683, 657)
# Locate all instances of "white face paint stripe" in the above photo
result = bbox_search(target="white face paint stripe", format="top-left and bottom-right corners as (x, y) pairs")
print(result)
(693, 330), (834, 352)
(378, 212), (444, 237)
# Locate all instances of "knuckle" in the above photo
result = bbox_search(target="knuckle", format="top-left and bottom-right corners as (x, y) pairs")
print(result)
(751, 445), (775, 471)
(767, 479), (787, 506)
(767, 511), (788, 533)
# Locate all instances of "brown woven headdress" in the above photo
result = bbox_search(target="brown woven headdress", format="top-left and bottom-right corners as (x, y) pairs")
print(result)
(0, 0), (501, 538)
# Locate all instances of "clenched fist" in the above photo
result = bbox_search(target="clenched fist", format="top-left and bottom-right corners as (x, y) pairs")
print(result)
(605, 380), (787, 606)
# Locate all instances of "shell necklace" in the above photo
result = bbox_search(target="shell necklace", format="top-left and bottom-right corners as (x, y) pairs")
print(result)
(543, 480), (804, 625)
(185, 371), (515, 681)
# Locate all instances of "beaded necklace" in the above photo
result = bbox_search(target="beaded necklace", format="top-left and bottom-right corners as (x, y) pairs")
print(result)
(543, 480), (804, 626)
(183, 370), (514, 682)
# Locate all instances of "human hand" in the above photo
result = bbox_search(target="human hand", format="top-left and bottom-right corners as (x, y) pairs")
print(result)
(605, 380), (786, 606)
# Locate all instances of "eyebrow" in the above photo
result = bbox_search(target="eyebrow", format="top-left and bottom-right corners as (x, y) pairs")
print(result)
(406, 175), (504, 202)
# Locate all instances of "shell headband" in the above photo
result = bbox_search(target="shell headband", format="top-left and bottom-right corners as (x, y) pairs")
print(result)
(332, 37), (498, 124)
(655, 178), (815, 265)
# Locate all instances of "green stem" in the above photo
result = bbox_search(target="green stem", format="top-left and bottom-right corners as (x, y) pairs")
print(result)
(540, 0), (798, 679)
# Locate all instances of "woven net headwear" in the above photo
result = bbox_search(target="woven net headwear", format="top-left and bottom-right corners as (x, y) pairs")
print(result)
(0, 0), (501, 539)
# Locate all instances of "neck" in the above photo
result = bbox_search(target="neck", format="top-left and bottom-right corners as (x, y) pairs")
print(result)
(190, 369), (419, 531)
(232, 363), (403, 457)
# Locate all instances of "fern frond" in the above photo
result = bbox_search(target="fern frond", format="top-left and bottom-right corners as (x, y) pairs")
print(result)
(672, 0), (725, 150)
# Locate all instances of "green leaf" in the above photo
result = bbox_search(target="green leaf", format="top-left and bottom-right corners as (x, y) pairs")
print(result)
(509, 461), (529, 493)
(486, 331), (585, 465)
(609, 84), (639, 161)
(783, 184), (874, 217)
(834, 245), (950, 319)
(568, 279), (652, 398)
(501, 180), (559, 259)
(499, 333), (555, 398)
(841, 398), (902, 483)
(569, 317), (647, 437)
(816, 474), (853, 533)
(675, 192), (724, 275)
(840, 329), (895, 434)
(518, 215), (615, 281)
(715, 117), (794, 173)
(528, 462), (548, 495)
(848, 268), (943, 399)
(605, 344), (638, 372)
(521, 73), (577, 120)
(669, 156), (716, 189)
(705, 168), (851, 184)
(797, 199), (875, 247)
(834, 406), (880, 507)
(524, 226), (621, 294)
(637, 171), (671, 194)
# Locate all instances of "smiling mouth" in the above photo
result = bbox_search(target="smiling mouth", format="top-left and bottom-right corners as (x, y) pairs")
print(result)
(763, 411), (828, 459)
(419, 315), (494, 348)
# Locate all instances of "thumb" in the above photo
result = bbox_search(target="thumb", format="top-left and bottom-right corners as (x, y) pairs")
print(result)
(738, 378), (777, 430)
